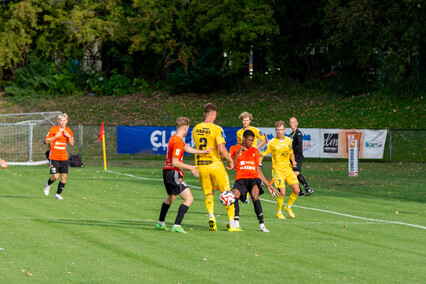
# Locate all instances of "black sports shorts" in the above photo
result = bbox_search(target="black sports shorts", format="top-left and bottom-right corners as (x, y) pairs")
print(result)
(50, 160), (69, 174)
(292, 154), (304, 172)
(232, 178), (264, 202)
(163, 169), (189, 196)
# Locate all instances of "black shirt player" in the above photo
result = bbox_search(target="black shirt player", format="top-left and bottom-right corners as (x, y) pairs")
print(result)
(289, 117), (313, 196)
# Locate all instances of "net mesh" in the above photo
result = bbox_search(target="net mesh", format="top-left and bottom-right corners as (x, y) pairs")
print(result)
(0, 112), (62, 164)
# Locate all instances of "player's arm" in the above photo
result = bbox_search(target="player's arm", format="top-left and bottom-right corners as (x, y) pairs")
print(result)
(255, 137), (267, 149)
(172, 157), (200, 177)
(290, 152), (297, 167)
(62, 130), (74, 146)
(184, 145), (212, 155)
(256, 166), (280, 197)
(294, 133), (303, 153)
(218, 143), (233, 170)
(45, 131), (62, 144)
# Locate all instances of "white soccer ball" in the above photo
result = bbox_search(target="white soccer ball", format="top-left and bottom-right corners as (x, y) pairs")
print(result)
(220, 191), (236, 206)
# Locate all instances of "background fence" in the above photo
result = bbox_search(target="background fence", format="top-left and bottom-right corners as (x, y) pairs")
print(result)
(0, 125), (424, 163)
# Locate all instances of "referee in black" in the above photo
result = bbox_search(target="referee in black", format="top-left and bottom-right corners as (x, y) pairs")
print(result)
(289, 117), (313, 196)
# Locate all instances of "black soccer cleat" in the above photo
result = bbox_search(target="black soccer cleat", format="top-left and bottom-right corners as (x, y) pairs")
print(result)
(305, 187), (314, 196)
(298, 190), (305, 196)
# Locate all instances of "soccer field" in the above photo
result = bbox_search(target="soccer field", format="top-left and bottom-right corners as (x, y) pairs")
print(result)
(1, 161), (425, 283)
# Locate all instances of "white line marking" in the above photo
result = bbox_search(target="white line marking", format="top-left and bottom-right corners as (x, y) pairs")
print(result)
(106, 170), (426, 230)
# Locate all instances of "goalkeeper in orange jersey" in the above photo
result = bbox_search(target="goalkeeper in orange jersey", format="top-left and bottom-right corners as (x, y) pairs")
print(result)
(259, 121), (300, 219)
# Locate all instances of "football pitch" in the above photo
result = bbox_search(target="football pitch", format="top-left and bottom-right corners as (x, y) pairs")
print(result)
(1, 160), (425, 283)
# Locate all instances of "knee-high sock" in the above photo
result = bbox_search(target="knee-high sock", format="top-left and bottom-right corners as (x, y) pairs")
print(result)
(205, 195), (214, 215)
(234, 199), (240, 221)
(159, 202), (170, 222)
(287, 193), (298, 207)
(225, 203), (235, 222)
(297, 174), (308, 188)
(174, 204), (189, 226)
(277, 196), (285, 212)
(57, 182), (65, 194)
(253, 200), (264, 224)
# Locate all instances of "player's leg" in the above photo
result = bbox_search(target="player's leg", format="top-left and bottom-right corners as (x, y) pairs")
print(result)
(157, 170), (178, 231)
(45, 160), (59, 196)
(273, 170), (286, 219)
(54, 173), (67, 199)
(284, 172), (300, 218)
(251, 184), (269, 232)
(212, 164), (236, 230)
(171, 187), (193, 233)
(231, 183), (244, 231)
(297, 172), (313, 196)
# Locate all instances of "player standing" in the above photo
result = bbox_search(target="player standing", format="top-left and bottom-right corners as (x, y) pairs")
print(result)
(289, 117), (313, 196)
(44, 113), (74, 199)
(192, 103), (237, 231)
(229, 130), (279, 232)
(260, 121), (300, 219)
(155, 117), (211, 233)
(236, 112), (267, 204)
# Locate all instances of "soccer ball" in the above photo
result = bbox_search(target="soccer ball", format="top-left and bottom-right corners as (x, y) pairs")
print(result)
(220, 191), (236, 206)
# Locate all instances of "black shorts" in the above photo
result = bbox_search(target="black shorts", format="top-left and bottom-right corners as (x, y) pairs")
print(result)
(163, 169), (189, 196)
(50, 160), (69, 174)
(292, 154), (304, 172)
(232, 178), (264, 202)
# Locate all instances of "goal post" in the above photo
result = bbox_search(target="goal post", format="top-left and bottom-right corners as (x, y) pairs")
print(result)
(0, 112), (62, 165)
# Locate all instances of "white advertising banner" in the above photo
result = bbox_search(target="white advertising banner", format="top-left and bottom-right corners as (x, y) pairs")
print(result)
(259, 127), (387, 159)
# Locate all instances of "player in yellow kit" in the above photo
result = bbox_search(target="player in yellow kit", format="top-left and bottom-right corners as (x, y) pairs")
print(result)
(260, 121), (300, 219)
(193, 103), (237, 231)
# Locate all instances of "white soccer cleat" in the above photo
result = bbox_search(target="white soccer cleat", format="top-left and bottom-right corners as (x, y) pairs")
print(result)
(259, 224), (270, 233)
(44, 182), (51, 196)
(54, 194), (63, 200)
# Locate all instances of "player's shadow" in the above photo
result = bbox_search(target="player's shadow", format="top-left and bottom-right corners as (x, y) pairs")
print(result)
(43, 218), (154, 230)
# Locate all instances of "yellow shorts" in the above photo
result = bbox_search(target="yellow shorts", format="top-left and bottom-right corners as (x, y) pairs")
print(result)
(272, 168), (298, 189)
(198, 161), (230, 195)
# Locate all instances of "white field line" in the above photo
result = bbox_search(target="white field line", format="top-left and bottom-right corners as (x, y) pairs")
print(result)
(106, 170), (426, 230)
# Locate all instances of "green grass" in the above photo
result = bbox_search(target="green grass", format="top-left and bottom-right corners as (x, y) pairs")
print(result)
(1, 161), (425, 282)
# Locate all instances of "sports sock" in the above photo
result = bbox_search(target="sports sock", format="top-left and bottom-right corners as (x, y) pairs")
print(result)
(297, 174), (308, 188)
(47, 178), (54, 185)
(234, 198), (240, 219)
(159, 202), (171, 222)
(174, 204), (189, 226)
(225, 203), (235, 223)
(277, 196), (284, 212)
(57, 182), (65, 194)
(287, 192), (298, 207)
(253, 200), (264, 224)
(205, 195), (214, 215)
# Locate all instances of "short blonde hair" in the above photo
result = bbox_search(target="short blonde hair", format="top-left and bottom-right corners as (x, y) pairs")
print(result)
(58, 113), (69, 121)
(176, 117), (190, 128)
(238, 111), (253, 121)
(275, 120), (285, 128)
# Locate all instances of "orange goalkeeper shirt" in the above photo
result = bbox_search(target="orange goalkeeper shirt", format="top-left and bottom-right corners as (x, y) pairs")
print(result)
(229, 145), (260, 181)
(46, 126), (73, 161)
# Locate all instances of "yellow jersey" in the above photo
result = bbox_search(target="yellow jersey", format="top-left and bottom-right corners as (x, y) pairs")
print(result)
(236, 126), (266, 146)
(192, 122), (226, 166)
(261, 136), (293, 171)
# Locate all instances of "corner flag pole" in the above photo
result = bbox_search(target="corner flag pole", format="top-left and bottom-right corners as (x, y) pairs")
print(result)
(99, 122), (107, 171)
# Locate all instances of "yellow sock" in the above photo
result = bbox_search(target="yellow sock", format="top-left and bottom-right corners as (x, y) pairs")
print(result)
(225, 204), (235, 221)
(277, 196), (285, 212)
(287, 193), (298, 207)
(205, 195), (214, 215)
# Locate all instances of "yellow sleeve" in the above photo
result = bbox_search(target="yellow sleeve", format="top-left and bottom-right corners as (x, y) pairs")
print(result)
(215, 125), (226, 145)
(236, 128), (244, 144)
(260, 141), (271, 157)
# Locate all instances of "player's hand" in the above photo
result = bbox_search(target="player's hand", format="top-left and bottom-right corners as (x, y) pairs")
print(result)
(190, 166), (200, 177)
(293, 161), (297, 167)
(267, 184), (280, 197)
(203, 147), (212, 154)
(226, 159), (234, 170)
(63, 130), (71, 138)
(54, 131), (62, 138)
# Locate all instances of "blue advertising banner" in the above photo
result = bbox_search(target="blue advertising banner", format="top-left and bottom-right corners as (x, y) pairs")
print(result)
(117, 126), (240, 155)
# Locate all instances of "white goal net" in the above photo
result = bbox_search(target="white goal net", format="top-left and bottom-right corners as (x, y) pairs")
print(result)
(0, 112), (62, 165)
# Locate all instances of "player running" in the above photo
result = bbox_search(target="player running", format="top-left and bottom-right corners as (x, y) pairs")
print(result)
(260, 121), (300, 219)
(43, 113), (74, 199)
(192, 103), (237, 231)
(229, 130), (279, 232)
(155, 117), (211, 233)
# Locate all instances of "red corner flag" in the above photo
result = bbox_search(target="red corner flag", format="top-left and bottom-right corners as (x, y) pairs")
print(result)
(99, 122), (105, 142)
